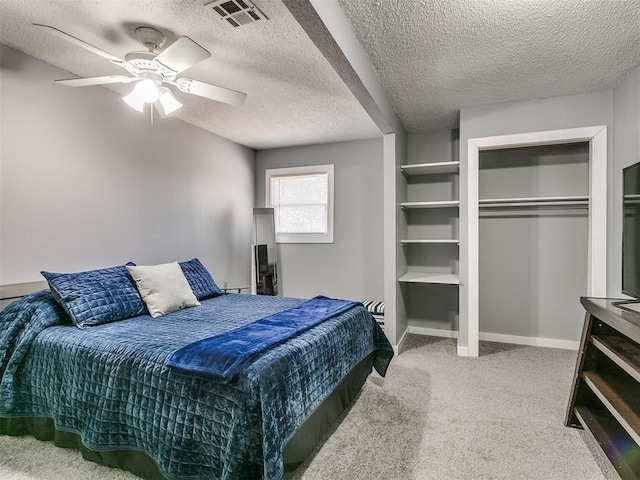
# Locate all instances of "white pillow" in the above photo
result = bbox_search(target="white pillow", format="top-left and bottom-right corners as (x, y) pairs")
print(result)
(127, 262), (200, 318)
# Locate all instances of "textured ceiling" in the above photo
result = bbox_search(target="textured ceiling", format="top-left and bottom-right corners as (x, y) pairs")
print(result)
(339, 0), (640, 132)
(2, 1), (639, 147)
(0, 0), (381, 149)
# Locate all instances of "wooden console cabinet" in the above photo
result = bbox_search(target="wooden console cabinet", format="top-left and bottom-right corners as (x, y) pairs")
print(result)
(566, 297), (640, 479)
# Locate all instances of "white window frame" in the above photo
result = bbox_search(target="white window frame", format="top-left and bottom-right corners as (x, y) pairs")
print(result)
(265, 164), (334, 244)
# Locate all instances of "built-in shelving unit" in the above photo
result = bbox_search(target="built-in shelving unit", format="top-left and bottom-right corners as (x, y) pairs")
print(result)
(566, 298), (640, 479)
(399, 159), (460, 287)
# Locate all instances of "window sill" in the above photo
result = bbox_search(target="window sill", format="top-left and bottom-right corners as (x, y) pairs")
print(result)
(276, 232), (334, 244)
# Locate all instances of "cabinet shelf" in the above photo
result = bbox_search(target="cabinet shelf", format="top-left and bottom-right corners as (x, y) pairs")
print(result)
(574, 405), (640, 480)
(567, 298), (640, 479)
(582, 371), (640, 446)
(401, 200), (459, 209)
(401, 161), (459, 176)
(401, 239), (459, 245)
(399, 272), (460, 285)
(591, 335), (640, 384)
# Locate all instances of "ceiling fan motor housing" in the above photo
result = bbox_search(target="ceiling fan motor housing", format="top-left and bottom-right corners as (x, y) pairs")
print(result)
(134, 26), (166, 51)
(123, 50), (177, 80)
(138, 71), (162, 86)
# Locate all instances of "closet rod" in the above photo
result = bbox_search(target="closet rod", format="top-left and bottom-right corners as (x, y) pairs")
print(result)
(479, 195), (588, 204)
(478, 195), (589, 210)
(479, 201), (588, 210)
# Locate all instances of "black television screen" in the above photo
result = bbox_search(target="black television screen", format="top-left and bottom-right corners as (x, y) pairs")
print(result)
(622, 161), (640, 299)
(255, 244), (268, 274)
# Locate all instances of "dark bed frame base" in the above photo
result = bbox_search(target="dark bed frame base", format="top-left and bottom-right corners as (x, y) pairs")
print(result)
(0, 354), (374, 479)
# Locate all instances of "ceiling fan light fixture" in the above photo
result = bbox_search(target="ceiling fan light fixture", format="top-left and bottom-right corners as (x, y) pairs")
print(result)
(123, 77), (162, 112)
(123, 89), (146, 112)
(158, 88), (182, 115)
(135, 78), (161, 103)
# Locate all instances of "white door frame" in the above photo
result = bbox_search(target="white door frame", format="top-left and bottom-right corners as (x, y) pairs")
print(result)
(461, 126), (607, 357)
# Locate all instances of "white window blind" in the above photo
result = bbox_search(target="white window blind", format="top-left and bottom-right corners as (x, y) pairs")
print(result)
(266, 165), (334, 243)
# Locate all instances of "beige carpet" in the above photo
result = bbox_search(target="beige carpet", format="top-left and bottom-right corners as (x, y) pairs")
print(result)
(0, 335), (611, 479)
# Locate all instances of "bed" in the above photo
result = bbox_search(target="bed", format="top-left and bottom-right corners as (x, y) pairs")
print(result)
(0, 261), (393, 480)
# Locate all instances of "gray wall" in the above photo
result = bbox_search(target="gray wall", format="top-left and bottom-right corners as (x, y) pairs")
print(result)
(459, 90), (614, 343)
(255, 138), (383, 301)
(0, 45), (254, 289)
(613, 65), (640, 297)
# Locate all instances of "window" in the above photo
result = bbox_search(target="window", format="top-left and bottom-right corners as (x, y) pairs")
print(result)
(266, 165), (334, 243)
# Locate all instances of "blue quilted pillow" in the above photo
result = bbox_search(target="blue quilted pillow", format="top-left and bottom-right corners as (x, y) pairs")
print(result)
(179, 258), (222, 301)
(41, 263), (146, 328)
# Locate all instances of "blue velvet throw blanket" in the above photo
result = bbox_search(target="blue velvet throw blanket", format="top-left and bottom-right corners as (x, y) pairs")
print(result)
(168, 296), (359, 381)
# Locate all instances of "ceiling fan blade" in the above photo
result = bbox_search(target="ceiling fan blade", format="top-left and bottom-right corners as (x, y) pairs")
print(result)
(56, 75), (135, 87)
(154, 37), (210, 74)
(176, 78), (247, 106)
(34, 24), (123, 63)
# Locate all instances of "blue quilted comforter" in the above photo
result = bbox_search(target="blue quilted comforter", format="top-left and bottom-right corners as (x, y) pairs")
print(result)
(0, 291), (393, 480)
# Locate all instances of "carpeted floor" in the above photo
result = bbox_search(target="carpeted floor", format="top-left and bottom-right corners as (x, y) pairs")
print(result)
(0, 335), (612, 480)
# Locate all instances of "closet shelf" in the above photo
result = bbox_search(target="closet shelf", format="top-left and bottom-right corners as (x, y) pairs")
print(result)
(401, 239), (459, 245)
(399, 272), (460, 285)
(479, 195), (588, 209)
(401, 200), (459, 209)
(401, 161), (460, 176)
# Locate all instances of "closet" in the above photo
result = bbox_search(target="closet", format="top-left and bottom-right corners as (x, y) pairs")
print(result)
(462, 126), (608, 357)
(478, 143), (589, 342)
(399, 126), (608, 356)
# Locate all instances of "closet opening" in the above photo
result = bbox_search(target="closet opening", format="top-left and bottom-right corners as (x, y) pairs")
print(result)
(478, 143), (589, 345)
(462, 126), (607, 357)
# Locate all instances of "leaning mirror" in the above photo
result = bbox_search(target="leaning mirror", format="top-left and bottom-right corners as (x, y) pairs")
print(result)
(251, 208), (279, 295)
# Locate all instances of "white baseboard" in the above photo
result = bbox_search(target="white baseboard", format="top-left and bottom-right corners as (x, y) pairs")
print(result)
(456, 345), (469, 356)
(478, 332), (579, 350)
(405, 326), (579, 351)
(407, 326), (459, 338)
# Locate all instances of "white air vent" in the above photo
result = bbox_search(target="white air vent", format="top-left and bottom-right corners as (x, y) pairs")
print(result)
(206, 0), (268, 28)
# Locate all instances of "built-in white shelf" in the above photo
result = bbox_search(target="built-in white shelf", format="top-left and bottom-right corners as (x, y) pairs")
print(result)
(399, 272), (460, 285)
(401, 239), (459, 245)
(401, 200), (460, 209)
(479, 195), (588, 209)
(401, 161), (460, 176)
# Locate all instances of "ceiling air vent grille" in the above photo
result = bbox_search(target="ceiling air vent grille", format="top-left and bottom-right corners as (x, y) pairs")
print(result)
(206, 0), (268, 28)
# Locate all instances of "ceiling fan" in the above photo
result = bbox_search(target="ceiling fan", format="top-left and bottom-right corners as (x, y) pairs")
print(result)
(34, 24), (247, 116)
